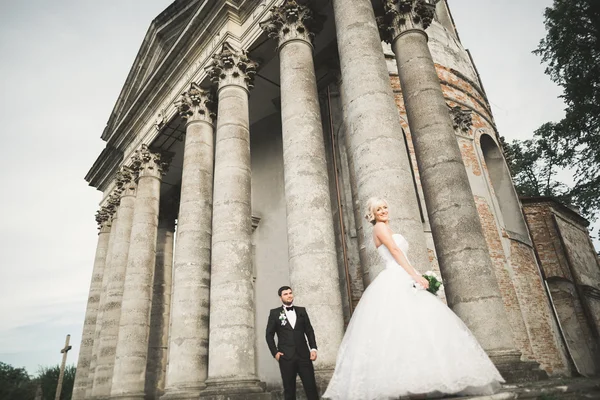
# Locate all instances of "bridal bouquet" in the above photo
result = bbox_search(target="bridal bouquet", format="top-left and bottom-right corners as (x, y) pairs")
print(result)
(423, 271), (444, 296)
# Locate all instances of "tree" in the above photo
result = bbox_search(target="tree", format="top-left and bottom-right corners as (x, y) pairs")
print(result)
(531, 0), (600, 220)
(502, 123), (571, 203)
(0, 361), (37, 400)
(37, 365), (76, 400)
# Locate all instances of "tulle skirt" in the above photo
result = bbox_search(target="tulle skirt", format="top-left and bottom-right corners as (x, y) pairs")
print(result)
(323, 267), (504, 400)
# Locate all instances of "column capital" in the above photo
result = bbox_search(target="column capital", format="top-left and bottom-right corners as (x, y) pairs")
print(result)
(205, 42), (258, 91)
(260, 0), (325, 49)
(115, 166), (138, 198)
(377, 0), (437, 44)
(175, 83), (216, 125)
(130, 144), (173, 179)
(95, 208), (111, 232)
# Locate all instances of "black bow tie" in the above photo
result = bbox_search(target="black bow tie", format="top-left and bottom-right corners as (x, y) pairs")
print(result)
(285, 306), (294, 311)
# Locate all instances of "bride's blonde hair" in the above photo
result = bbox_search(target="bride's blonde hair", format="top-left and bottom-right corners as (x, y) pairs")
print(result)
(365, 197), (388, 225)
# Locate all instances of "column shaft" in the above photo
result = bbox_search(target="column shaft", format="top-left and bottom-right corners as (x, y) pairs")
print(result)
(145, 216), (175, 399)
(92, 186), (137, 398)
(88, 208), (120, 399)
(203, 42), (263, 395)
(279, 38), (344, 374)
(390, 22), (516, 354)
(163, 85), (215, 399)
(332, 0), (430, 285)
(72, 217), (111, 400)
(111, 146), (168, 399)
(207, 84), (255, 384)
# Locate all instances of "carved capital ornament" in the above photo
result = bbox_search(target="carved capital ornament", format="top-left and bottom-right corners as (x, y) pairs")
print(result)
(205, 42), (259, 91)
(130, 144), (173, 178)
(115, 165), (137, 197)
(449, 105), (473, 134)
(377, 0), (438, 44)
(175, 83), (217, 124)
(260, 0), (325, 48)
(95, 208), (111, 232)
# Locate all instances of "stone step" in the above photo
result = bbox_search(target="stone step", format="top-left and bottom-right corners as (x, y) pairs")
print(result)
(446, 377), (600, 400)
(267, 377), (600, 399)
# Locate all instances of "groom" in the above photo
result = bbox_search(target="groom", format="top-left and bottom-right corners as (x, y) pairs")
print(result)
(266, 286), (319, 400)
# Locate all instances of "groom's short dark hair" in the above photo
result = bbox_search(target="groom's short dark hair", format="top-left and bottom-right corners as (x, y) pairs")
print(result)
(278, 286), (292, 296)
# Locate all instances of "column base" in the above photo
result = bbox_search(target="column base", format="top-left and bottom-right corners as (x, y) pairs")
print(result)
(160, 385), (206, 400)
(489, 349), (549, 383)
(109, 392), (145, 400)
(199, 393), (272, 400)
(199, 378), (268, 399)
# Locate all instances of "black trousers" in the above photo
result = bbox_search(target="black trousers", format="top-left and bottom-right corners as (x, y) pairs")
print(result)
(278, 353), (318, 400)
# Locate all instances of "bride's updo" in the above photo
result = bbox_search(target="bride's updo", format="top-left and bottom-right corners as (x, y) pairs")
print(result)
(365, 197), (388, 225)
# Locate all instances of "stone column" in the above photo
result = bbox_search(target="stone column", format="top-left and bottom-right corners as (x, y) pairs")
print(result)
(91, 169), (137, 399)
(111, 145), (171, 399)
(87, 202), (119, 399)
(260, 1), (344, 382)
(201, 42), (265, 397)
(162, 85), (216, 400)
(377, 0), (518, 358)
(71, 210), (112, 400)
(145, 203), (176, 400)
(331, 0), (430, 286)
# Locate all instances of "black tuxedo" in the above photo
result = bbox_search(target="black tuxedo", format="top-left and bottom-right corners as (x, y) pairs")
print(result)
(266, 306), (318, 400)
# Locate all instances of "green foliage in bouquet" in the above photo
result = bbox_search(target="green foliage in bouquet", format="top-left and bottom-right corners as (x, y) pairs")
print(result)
(423, 272), (443, 296)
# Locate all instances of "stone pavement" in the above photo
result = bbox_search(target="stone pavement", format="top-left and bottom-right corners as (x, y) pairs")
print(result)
(446, 377), (600, 400)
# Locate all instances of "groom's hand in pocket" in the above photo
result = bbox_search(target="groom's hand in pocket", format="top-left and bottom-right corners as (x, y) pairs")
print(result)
(275, 352), (284, 361)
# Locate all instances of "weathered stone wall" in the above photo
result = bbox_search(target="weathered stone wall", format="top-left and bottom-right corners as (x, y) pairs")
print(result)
(523, 200), (600, 376)
(249, 113), (291, 390)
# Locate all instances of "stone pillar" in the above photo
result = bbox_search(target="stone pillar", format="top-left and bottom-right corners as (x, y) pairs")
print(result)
(162, 85), (216, 400)
(331, 0), (430, 286)
(377, 0), (518, 359)
(87, 202), (119, 399)
(145, 202), (176, 400)
(91, 168), (137, 399)
(201, 42), (265, 397)
(111, 145), (171, 399)
(71, 210), (112, 400)
(260, 0), (344, 383)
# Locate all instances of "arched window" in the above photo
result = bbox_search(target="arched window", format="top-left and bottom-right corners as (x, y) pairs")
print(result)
(480, 134), (530, 241)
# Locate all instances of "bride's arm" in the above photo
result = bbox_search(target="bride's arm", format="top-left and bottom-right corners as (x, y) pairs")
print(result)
(374, 223), (429, 288)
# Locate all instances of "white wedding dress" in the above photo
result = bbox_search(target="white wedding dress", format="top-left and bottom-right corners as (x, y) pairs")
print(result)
(323, 234), (504, 400)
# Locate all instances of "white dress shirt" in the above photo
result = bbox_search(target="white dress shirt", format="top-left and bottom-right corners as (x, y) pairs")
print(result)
(283, 304), (297, 328)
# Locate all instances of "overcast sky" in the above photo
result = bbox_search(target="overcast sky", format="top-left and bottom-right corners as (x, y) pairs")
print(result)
(0, 0), (591, 375)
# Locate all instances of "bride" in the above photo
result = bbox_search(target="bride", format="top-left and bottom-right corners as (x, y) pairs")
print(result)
(323, 197), (505, 399)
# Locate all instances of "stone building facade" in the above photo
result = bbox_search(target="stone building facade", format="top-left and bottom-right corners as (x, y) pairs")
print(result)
(72, 1), (599, 399)
(521, 198), (600, 378)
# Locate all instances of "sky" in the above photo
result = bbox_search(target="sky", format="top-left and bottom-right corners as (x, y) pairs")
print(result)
(0, 0), (593, 375)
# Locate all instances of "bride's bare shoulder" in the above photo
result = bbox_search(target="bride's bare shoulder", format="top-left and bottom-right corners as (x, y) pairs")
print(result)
(373, 222), (392, 235)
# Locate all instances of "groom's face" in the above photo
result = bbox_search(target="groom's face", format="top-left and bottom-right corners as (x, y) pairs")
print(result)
(280, 289), (294, 305)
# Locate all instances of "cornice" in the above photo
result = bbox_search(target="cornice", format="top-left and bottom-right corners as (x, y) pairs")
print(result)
(88, 1), (279, 190)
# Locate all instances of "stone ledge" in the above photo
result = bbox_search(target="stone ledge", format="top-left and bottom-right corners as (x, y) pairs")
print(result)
(197, 394), (272, 400)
